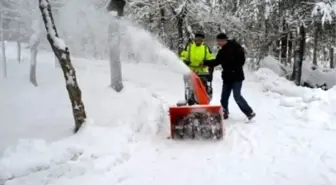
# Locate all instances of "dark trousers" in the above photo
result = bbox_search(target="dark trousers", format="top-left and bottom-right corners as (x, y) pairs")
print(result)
(220, 81), (253, 116)
(208, 67), (214, 82)
(198, 74), (212, 95)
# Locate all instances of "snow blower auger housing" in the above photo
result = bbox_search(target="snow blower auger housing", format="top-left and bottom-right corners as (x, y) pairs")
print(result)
(169, 72), (224, 140)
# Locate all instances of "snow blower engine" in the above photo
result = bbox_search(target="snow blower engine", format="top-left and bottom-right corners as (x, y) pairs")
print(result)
(169, 71), (224, 140)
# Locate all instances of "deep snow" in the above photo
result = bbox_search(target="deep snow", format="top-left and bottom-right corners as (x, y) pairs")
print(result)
(260, 55), (336, 89)
(1, 30), (336, 185)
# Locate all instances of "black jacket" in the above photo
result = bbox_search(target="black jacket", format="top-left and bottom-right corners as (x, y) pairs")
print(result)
(204, 40), (245, 83)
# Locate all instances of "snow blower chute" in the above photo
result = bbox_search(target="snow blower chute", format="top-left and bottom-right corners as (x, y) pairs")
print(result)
(169, 71), (224, 140)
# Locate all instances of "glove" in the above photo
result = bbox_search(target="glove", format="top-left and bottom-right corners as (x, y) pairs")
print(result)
(183, 60), (191, 65)
(202, 60), (214, 66)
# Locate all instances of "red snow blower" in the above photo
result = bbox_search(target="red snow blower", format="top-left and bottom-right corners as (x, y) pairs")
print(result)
(169, 71), (224, 140)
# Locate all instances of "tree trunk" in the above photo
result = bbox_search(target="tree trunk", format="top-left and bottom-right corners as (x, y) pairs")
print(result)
(29, 38), (39, 87)
(29, 20), (41, 87)
(291, 25), (305, 85)
(39, 0), (87, 133)
(330, 47), (334, 68)
(183, 20), (193, 52)
(107, 0), (125, 92)
(256, 18), (270, 70)
(1, 40), (5, 79)
(280, 20), (287, 64)
(312, 22), (320, 66)
(17, 40), (21, 63)
(177, 16), (184, 54)
(232, 0), (238, 13)
(286, 31), (293, 65)
(277, 5), (283, 63)
(30, 48), (38, 87)
(159, 2), (166, 43)
(17, 21), (21, 63)
(322, 51), (328, 62)
(108, 17), (123, 92)
(172, 4), (186, 54)
(1, 12), (6, 79)
(168, 34), (174, 50)
(291, 30), (297, 67)
(186, 20), (194, 41)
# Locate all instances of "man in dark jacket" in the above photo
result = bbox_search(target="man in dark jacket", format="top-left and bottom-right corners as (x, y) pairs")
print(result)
(203, 33), (255, 120)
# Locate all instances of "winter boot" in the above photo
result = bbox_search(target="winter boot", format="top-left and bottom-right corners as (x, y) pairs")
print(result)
(247, 112), (256, 120)
(207, 83), (213, 100)
(223, 111), (229, 120)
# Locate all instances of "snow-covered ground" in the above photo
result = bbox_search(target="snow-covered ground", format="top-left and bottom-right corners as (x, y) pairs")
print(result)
(1, 31), (336, 185)
(260, 55), (336, 89)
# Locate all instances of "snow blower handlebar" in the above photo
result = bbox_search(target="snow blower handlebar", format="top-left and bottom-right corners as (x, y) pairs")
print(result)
(186, 72), (210, 105)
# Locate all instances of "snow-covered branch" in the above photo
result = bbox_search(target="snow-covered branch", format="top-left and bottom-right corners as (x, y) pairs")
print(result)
(39, 0), (66, 51)
(312, 2), (336, 25)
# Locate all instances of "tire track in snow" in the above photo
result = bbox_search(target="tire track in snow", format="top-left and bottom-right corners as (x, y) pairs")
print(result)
(225, 121), (258, 159)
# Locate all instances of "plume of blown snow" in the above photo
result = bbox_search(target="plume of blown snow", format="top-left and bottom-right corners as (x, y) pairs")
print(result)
(118, 19), (190, 75)
(55, 0), (189, 75)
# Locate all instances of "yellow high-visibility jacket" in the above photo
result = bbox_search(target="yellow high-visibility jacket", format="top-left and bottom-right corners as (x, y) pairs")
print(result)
(180, 41), (215, 74)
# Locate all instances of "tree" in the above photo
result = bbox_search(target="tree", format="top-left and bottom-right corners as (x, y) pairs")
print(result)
(29, 19), (41, 86)
(0, 11), (6, 78)
(39, 0), (87, 133)
(291, 24), (306, 85)
(107, 0), (126, 92)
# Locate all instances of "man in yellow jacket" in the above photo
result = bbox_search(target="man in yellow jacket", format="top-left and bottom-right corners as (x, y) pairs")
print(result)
(180, 32), (215, 99)
(180, 33), (215, 76)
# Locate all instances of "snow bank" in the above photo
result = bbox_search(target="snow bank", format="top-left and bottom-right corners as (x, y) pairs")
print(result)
(259, 56), (289, 77)
(0, 42), (172, 184)
(253, 68), (335, 130)
(0, 125), (134, 184)
(301, 62), (336, 90)
(0, 80), (167, 184)
(255, 68), (307, 97)
(259, 55), (336, 90)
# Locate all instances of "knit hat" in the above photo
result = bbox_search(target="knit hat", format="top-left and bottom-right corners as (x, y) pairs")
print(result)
(216, 33), (228, 40)
(194, 32), (205, 39)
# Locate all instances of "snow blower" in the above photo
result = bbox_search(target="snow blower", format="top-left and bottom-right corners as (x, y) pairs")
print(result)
(169, 71), (224, 140)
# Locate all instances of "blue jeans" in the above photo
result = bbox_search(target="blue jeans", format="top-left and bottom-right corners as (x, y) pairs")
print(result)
(220, 81), (253, 116)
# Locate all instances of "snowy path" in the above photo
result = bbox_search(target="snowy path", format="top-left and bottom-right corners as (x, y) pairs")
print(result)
(1, 46), (336, 185)
(107, 72), (336, 185)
